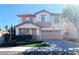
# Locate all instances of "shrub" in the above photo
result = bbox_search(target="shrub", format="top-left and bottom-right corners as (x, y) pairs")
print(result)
(26, 35), (32, 42)
(16, 35), (26, 41)
(38, 42), (50, 47)
(16, 35), (32, 42)
(3, 34), (10, 42)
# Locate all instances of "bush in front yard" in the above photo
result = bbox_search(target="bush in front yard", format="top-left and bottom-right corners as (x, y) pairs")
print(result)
(16, 35), (32, 42)
(38, 42), (50, 47)
(16, 35), (26, 41)
(26, 35), (32, 42)
(3, 34), (10, 42)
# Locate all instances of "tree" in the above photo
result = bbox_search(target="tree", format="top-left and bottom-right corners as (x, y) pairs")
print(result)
(0, 28), (1, 31)
(62, 5), (79, 40)
(9, 25), (16, 43)
(13, 27), (16, 41)
(62, 5), (79, 32)
(4, 25), (8, 32)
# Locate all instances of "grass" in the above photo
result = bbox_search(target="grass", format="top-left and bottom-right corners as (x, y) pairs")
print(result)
(20, 41), (50, 47)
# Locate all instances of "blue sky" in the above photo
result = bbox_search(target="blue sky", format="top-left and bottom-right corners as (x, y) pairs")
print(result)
(0, 4), (64, 29)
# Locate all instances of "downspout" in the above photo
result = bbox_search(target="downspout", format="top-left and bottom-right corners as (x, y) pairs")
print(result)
(39, 28), (42, 40)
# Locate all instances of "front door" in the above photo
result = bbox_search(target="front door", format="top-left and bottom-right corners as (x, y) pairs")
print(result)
(32, 28), (37, 39)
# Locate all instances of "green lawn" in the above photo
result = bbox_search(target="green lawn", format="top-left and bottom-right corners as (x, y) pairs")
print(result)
(20, 41), (50, 47)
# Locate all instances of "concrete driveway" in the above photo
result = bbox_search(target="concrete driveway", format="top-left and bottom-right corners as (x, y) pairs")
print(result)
(45, 39), (79, 50)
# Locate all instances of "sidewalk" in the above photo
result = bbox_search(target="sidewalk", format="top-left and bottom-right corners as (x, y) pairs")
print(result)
(0, 47), (33, 51)
(0, 47), (33, 55)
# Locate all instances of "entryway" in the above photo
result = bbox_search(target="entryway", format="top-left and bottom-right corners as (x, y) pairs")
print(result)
(31, 28), (37, 39)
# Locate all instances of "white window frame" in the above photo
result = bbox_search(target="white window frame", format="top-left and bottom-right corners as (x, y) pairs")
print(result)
(54, 15), (59, 24)
(41, 14), (47, 22)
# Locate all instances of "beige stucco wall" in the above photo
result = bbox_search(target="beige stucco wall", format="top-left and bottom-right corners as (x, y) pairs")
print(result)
(63, 22), (78, 40)
(35, 11), (62, 30)
(16, 23), (40, 35)
(35, 11), (51, 22)
(16, 23), (39, 29)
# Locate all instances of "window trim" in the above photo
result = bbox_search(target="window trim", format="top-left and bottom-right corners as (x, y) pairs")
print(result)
(41, 14), (47, 22)
(54, 15), (60, 24)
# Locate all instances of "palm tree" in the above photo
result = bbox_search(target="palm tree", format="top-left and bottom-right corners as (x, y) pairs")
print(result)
(4, 25), (8, 32)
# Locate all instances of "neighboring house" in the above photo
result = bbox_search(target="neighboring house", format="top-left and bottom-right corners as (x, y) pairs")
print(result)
(15, 9), (63, 40)
(0, 30), (7, 44)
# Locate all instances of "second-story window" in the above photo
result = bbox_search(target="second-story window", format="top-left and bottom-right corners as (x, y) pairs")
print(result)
(41, 15), (47, 22)
(30, 17), (33, 22)
(22, 17), (26, 22)
(54, 15), (59, 24)
(22, 19), (26, 22)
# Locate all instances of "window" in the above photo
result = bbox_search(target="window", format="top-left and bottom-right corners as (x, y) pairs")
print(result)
(41, 15), (47, 22)
(54, 15), (59, 23)
(22, 19), (26, 22)
(29, 17), (33, 22)
(21, 17), (26, 22)
(19, 28), (30, 35)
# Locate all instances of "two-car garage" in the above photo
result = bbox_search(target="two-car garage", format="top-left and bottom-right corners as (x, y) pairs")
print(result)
(41, 29), (63, 40)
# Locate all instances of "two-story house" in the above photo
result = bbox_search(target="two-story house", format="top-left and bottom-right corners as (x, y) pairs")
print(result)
(15, 9), (63, 40)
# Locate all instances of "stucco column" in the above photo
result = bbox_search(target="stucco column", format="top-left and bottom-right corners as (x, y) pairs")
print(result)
(29, 29), (32, 35)
(16, 28), (19, 35)
(37, 28), (41, 40)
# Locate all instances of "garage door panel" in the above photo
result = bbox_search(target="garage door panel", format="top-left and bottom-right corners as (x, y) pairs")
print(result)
(41, 30), (63, 39)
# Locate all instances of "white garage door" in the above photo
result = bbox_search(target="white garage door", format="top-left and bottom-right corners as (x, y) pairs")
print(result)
(41, 30), (63, 39)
